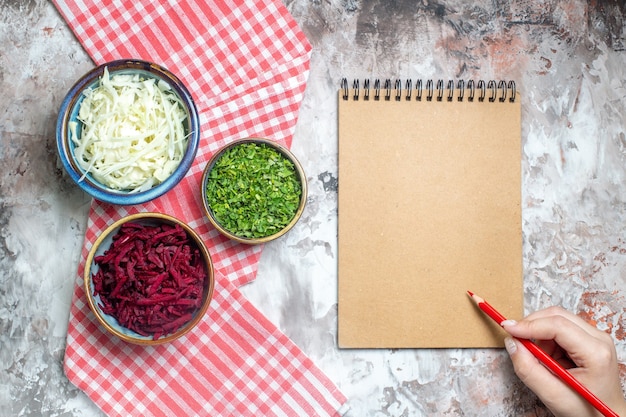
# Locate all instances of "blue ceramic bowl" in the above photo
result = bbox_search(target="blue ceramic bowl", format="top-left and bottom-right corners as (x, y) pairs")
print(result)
(56, 59), (200, 205)
(84, 213), (215, 345)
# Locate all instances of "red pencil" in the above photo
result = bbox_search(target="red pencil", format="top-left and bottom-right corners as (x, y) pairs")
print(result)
(467, 290), (620, 417)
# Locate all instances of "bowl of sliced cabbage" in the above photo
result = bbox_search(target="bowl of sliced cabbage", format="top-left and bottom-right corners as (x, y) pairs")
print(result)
(56, 59), (200, 205)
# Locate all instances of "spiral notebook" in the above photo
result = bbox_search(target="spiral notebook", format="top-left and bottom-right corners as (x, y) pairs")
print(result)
(337, 78), (522, 348)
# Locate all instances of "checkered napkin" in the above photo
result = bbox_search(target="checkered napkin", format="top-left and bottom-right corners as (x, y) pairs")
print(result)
(53, 0), (347, 415)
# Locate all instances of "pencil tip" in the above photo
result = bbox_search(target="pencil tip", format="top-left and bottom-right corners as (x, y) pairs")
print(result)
(467, 291), (485, 304)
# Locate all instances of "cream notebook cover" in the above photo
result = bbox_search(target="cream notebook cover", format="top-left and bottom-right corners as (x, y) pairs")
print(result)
(337, 79), (522, 348)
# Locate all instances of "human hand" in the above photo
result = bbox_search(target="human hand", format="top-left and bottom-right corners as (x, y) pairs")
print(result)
(502, 306), (626, 417)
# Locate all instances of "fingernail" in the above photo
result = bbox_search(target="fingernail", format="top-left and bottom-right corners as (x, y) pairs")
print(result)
(504, 337), (517, 355)
(500, 319), (518, 327)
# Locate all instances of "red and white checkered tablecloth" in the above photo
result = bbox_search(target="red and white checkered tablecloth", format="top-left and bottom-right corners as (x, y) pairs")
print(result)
(52, 0), (348, 415)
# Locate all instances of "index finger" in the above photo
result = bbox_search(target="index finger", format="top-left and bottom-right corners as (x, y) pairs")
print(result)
(522, 306), (604, 339)
(504, 314), (607, 367)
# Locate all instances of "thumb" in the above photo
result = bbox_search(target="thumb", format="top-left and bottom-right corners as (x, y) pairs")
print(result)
(504, 337), (563, 399)
(504, 337), (538, 383)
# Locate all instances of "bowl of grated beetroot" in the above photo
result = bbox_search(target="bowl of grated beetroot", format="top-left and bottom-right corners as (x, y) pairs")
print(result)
(84, 212), (214, 345)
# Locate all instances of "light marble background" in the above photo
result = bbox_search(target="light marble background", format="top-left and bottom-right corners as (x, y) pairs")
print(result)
(1, 0), (625, 416)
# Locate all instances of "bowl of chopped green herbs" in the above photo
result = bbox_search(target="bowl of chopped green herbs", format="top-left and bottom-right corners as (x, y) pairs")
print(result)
(201, 138), (307, 244)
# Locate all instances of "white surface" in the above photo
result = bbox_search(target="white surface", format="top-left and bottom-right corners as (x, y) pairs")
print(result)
(1, 1), (625, 415)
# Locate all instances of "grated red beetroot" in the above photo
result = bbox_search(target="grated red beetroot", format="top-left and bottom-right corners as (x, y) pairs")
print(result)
(92, 221), (207, 340)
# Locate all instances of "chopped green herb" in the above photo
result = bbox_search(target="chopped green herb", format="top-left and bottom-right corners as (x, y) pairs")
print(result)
(205, 142), (302, 239)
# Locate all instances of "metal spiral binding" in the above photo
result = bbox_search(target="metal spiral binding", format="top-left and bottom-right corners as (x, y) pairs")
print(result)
(340, 78), (517, 103)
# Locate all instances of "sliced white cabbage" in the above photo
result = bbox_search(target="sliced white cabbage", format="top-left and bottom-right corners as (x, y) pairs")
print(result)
(70, 67), (190, 192)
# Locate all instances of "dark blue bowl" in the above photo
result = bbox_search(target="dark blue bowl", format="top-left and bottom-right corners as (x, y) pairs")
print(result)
(56, 59), (200, 205)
